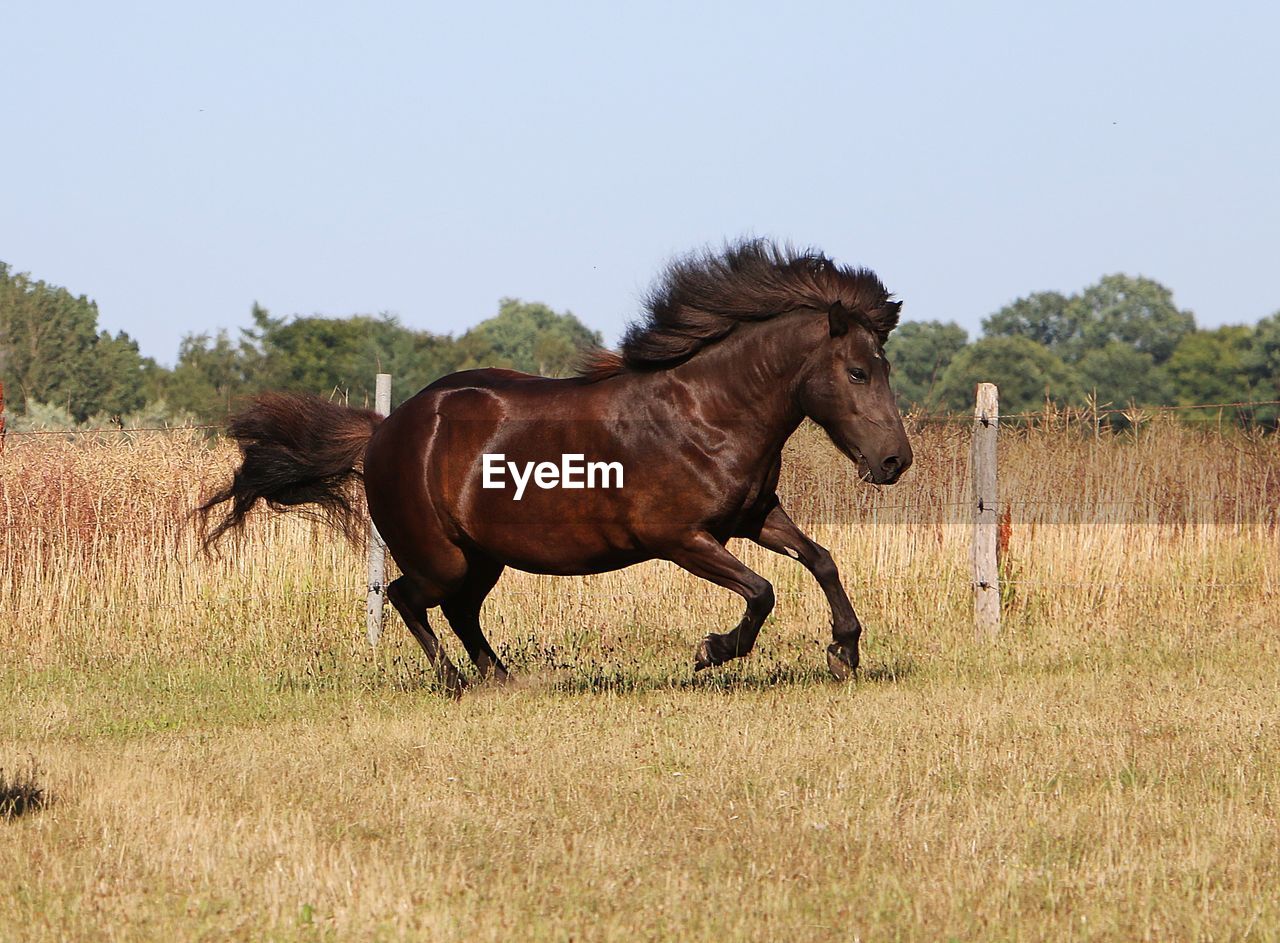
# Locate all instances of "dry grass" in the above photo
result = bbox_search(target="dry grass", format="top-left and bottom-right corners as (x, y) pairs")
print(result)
(1, 419), (1278, 941)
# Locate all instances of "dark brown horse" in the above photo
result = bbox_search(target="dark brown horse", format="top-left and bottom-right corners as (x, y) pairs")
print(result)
(201, 241), (912, 696)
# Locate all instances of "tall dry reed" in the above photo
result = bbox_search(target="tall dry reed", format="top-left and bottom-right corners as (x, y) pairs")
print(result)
(2, 418), (1275, 687)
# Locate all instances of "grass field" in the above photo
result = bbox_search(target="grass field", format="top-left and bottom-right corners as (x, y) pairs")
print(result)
(2, 417), (1278, 941)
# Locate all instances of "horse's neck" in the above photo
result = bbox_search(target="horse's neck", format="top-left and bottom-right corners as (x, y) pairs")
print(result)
(649, 311), (816, 456)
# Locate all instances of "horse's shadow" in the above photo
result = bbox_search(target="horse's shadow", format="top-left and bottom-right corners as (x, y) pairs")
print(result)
(538, 654), (918, 696)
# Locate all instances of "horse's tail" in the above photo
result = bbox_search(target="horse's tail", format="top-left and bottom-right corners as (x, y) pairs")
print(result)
(198, 392), (383, 548)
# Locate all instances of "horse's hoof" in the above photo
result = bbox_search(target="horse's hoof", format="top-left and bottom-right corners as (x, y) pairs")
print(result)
(480, 658), (514, 686)
(694, 637), (715, 672)
(826, 643), (857, 682)
(441, 672), (467, 700)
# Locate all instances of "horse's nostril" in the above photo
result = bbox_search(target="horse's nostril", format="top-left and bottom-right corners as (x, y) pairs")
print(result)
(881, 455), (901, 476)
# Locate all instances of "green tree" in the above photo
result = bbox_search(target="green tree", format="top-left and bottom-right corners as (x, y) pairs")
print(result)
(454, 298), (602, 376)
(243, 304), (460, 408)
(159, 298), (601, 420)
(1073, 274), (1194, 365)
(372, 318), (462, 397)
(979, 274), (1196, 410)
(982, 291), (1080, 354)
(1164, 326), (1254, 409)
(0, 263), (97, 413)
(936, 335), (1082, 414)
(0, 262), (150, 420)
(251, 309), (394, 397)
(1243, 311), (1280, 422)
(884, 320), (969, 411)
(82, 330), (152, 419)
(1076, 342), (1168, 409)
(162, 330), (258, 420)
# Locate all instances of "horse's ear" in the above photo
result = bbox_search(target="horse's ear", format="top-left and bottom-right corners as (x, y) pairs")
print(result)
(875, 300), (903, 342)
(828, 301), (850, 338)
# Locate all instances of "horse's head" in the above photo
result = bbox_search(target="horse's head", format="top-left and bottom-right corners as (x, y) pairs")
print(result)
(798, 301), (912, 485)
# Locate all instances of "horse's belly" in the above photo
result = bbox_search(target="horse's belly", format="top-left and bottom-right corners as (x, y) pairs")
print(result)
(464, 508), (645, 576)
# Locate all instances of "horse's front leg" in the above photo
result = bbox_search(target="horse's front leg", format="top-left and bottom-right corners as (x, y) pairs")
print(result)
(666, 531), (775, 671)
(747, 501), (862, 680)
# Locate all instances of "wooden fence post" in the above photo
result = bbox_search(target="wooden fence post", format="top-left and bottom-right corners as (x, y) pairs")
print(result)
(971, 382), (1000, 638)
(366, 373), (392, 646)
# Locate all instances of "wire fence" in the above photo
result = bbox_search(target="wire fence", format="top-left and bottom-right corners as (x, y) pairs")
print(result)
(4, 423), (223, 437)
(4, 393), (1278, 629)
(3, 399), (1280, 439)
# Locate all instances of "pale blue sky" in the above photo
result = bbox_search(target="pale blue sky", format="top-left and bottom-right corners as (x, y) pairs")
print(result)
(3, 1), (1277, 365)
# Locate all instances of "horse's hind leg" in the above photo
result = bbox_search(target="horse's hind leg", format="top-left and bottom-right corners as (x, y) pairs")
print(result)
(441, 559), (511, 683)
(386, 576), (466, 698)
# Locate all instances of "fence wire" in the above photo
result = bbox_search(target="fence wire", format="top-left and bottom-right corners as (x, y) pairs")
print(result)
(3, 399), (1280, 439)
(4, 399), (1278, 623)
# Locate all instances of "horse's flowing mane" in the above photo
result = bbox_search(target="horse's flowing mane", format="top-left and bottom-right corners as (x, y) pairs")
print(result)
(580, 240), (899, 380)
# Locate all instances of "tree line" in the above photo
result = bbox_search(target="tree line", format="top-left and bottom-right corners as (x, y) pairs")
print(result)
(888, 274), (1280, 422)
(0, 261), (599, 427)
(2, 262), (1278, 429)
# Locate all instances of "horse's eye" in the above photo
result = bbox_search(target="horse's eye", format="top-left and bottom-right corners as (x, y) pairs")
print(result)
(848, 367), (869, 384)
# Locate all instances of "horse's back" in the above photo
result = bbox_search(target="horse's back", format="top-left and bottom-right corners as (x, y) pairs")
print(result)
(366, 365), (614, 511)
(424, 367), (594, 394)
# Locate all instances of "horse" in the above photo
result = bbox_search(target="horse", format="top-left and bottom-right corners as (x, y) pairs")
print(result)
(200, 240), (913, 697)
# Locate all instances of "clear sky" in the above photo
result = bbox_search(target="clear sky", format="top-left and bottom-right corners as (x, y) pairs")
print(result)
(3, 1), (1277, 365)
